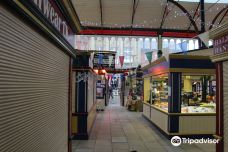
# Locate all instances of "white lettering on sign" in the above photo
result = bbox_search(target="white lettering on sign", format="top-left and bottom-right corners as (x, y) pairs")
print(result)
(32, 0), (69, 37)
(214, 35), (228, 55)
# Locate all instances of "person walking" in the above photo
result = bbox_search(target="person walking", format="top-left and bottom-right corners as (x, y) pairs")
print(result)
(109, 87), (113, 99)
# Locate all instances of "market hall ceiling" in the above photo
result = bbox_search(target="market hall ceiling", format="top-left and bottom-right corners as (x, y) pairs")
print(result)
(70, 0), (228, 34)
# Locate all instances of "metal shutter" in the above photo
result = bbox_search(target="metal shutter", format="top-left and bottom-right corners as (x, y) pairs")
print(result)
(0, 5), (69, 152)
(224, 61), (228, 152)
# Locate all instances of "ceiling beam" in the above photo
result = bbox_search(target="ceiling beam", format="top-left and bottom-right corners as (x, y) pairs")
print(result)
(82, 26), (196, 33)
(168, 0), (199, 33)
(80, 27), (197, 38)
(160, 1), (169, 30)
(99, 0), (103, 26)
(209, 5), (228, 30)
(200, 0), (205, 33)
(187, 2), (200, 30)
(218, 8), (228, 25)
(131, 0), (139, 29)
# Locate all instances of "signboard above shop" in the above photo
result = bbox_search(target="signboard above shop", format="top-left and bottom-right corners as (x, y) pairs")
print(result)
(93, 53), (115, 69)
(213, 34), (228, 55)
(31, 0), (75, 47)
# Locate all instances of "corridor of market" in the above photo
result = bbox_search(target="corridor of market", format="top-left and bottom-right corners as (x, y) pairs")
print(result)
(1, 1), (228, 152)
(72, 95), (215, 152)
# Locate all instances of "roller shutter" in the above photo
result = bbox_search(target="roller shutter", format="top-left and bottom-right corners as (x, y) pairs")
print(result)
(224, 61), (228, 152)
(0, 4), (69, 152)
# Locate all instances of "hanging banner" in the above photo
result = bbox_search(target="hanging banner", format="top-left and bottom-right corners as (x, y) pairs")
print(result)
(162, 48), (169, 61)
(119, 56), (124, 67)
(93, 53), (115, 69)
(198, 31), (209, 48)
(108, 55), (114, 67)
(145, 51), (152, 63)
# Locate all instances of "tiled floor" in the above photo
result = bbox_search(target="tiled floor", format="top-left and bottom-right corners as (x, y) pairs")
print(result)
(72, 96), (216, 152)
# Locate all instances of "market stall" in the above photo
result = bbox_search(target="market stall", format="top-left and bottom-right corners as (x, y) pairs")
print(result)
(142, 54), (216, 136)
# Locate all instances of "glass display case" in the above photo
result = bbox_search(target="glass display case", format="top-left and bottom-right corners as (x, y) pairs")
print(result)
(151, 75), (168, 111)
(142, 54), (216, 136)
(181, 75), (216, 113)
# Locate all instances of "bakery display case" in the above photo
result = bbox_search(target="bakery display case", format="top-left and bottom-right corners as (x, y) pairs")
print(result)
(151, 75), (169, 112)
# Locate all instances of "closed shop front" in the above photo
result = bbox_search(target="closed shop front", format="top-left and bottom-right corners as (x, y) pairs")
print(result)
(0, 1), (80, 152)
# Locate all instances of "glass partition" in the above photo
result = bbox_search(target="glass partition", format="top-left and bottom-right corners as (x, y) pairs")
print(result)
(150, 74), (169, 112)
(181, 75), (216, 113)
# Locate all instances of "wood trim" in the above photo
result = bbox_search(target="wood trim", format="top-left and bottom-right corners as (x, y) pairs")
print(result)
(216, 62), (224, 152)
(72, 112), (88, 116)
(209, 20), (228, 39)
(169, 54), (211, 60)
(73, 68), (91, 71)
(143, 68), (215, 78)
(211, 52), (228, 63)
(169, 68), (215, 74)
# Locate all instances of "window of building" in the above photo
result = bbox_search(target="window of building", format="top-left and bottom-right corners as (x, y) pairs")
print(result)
(162, 39), (169, 49)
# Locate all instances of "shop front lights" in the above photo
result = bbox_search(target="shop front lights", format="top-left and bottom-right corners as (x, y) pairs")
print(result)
(101, 69), (106, 74)
(94, 69), (99, 74)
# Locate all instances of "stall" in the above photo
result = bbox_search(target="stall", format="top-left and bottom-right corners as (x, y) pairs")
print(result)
(142, 54), (216, 136)
(209, 20), (228, 152)
(72, 52), (100, 140)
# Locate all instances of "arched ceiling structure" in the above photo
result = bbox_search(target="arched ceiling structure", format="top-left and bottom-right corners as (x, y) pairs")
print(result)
(70, 0), (228, 36)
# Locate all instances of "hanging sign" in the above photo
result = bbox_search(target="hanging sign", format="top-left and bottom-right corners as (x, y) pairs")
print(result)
(93, 53), (115, 69)
(31, 0), (75, 47)
(213, 34), (228, 55)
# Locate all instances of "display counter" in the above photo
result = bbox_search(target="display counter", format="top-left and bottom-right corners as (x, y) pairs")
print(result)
(143, 102), (216, 135)
(142, 54), (216, 136)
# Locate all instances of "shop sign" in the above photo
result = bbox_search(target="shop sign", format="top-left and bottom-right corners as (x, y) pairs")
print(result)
(93, 53), (115, 69)
(32, 0), (75, 47)
(213, 34), (228, 55)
